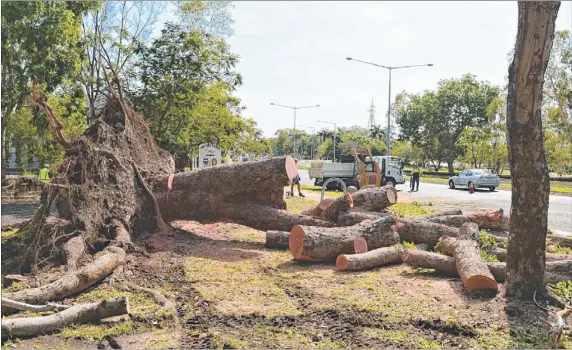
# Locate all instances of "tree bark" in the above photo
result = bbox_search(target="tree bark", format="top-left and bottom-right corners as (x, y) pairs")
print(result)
(393, 219), (459, 247)
(321, 185), (397, 222)
(337, 211), (390, 227)
(265, 230), (290, 249)
(2, 247), (125, 315)
(420, 210), (463, 220)
(1, 297), (129, 339)
(212, 203), (335, 232)
(506, 1), (560, 298)
(427, 209), (509, 230)
(454, 223), (498, 293)
(152, 156), (297, 221)
(336, 245), (402, 271)
(301, 198), (336, 217)
(289, 216), (399, 262)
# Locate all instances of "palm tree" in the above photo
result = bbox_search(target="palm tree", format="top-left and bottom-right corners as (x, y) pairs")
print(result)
(317, 128), (332, 143)
(369, 125), (385, 141)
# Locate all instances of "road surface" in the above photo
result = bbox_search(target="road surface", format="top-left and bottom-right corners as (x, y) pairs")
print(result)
(298, 169), (572, 235)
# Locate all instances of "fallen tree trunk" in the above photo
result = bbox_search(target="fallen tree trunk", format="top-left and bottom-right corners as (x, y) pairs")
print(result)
(213, 203), (335, 232)
(337, 211), (390, 227)
(427, 209), (509, 230)
(454, 223), (498, 293)
(404, 250), (571, 283)
(321, 185), (397, 223)
(265, 230), (290, 249)
(420, 210), (463, 220)
(152, 156), (298, 221)
(547, 234), (572, 249)
(1, 297), (129, 339)
(289, 216), (399, 262)
(393, 219), (459, 247)
(2, 247), (125, 315)
(336, 245), (402, 271)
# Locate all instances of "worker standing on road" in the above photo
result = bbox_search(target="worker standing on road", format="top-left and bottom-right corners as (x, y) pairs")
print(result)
(411, 164), (421, 192)
(38, 164), (50, 183)
(290, 160), (305, 197)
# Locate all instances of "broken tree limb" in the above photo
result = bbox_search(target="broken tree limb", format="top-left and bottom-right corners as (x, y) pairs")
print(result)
(265, 230), (290, 249)
(1, 297), (129, 339)
(336, 245), (402, 271)
(2, 247), (126, 315)
(213, 203), (335, 232)
(1, 298), (70, 313)
(337, 211), (391, 227)
(393, 219), (459, 247)
(289, 216), (399, 262)
(454, 223), (498, 293)
(321, 185), (397, 223)
(152, 156), (298, 221)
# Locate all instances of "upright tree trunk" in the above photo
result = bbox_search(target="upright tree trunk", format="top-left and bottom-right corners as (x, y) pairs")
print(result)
(505, 1), (560, 298)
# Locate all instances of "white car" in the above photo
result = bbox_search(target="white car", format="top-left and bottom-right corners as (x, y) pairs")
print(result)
(448, 169), (500, 191)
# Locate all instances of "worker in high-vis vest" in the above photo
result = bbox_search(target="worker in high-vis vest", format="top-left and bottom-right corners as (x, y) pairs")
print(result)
(410, 164), (421, 192)
(38, 164), (50, 183)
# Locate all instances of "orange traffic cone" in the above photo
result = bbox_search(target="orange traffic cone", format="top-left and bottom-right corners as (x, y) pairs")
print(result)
(469, 183), (475, 194)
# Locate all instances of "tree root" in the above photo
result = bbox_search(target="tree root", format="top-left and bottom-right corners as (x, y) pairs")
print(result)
(2, 247), (126, 315)
(131, 162), (170, 232)
(1, 297), (129, 339)
(62, 235), (86, 271)
(122, 282), (179, 326)
(1, 298), (70, 313)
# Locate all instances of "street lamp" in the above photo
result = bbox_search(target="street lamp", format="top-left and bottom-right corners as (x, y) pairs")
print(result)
(346, 57), (433, 155)
(270, 103), (320, 158)
(318, 120), (337, 162)
(301, 125), (316, 160)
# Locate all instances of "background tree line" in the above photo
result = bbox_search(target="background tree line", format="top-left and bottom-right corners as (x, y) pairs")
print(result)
(1, 0), (269, 175)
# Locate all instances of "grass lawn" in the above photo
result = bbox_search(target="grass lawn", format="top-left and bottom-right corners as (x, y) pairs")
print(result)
(300, 184), (345, 198)
(296, 164), (310, 170)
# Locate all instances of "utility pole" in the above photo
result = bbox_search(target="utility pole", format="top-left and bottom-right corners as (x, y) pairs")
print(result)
(367, 98), (376, 130)
(270, 103), (320, 158)
(318, 120), (337, 162)
(301, 125), (316, 160)
(346, 57), (433, 155)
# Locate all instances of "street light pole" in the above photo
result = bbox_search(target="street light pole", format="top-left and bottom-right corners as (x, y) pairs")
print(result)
(301, 125), (316, 159)
(346, 57), (433, 156)
(270, 103), (320, 158)
(318, 120), (337, 162)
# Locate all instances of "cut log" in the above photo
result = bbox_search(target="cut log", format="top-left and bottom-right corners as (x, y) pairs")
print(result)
(427, 209), (509, 230)
(152, 156), (298, 221)
(337, 211), (390, 227)
(301, 198), (336, 217)
(488, 261), (572, 283)
(427, 215), (471, 227)
(213, 203), (335, 232)
(548, 234), (572, 249)
(289, 216), (399, 262)
(393, 219), (459, 247)
(435, 236), (458, 256)
(321, 185), (397, 222)
(402, 249), (459, 276)
(265, 230), (290, 249)
(454, 223), (498, 293)
(336, 245), (402, 271)
(2, 247), (125, 315)
(420, 210), (463, 220)
(1, 297), (129, 339)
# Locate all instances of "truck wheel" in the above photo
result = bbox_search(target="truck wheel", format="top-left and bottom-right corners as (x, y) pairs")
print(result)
(348, 179), (360, 189)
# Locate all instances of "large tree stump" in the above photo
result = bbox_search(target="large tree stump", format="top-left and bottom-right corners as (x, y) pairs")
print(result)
(336, 245), (402, 271)
(289, 216), (399, 262)
(2, 247), (125, 315)
(1, 297), (129, 339)
(393, 219), (459, 247)
(321, 185), (397, 222)
(265, 230), (290, 249)
(454, 223), (498, 293)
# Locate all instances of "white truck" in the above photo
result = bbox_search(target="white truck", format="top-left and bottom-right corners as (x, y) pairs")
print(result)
(309, 155), (405, 189)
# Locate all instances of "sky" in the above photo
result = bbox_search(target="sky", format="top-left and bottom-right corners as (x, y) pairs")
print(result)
(161, 2), (572, 138)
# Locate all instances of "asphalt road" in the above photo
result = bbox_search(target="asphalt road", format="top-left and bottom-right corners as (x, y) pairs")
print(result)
(298, 169), (572, 235)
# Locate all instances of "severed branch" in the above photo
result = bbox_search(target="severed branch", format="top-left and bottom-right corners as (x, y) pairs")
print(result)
(123, 282), (179, 326)
(27, 77), (72, 150)
(1, 297), (129, 339)
(1, 298), (70, 313)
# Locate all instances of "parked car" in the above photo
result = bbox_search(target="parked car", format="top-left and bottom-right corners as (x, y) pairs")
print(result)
(448, 169), (500, 191)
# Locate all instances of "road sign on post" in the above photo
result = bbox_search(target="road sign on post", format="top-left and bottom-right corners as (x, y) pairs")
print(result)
(198, 144), (221, 169)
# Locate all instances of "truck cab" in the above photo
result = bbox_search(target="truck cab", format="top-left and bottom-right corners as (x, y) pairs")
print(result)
(372, 156), (405, 187)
